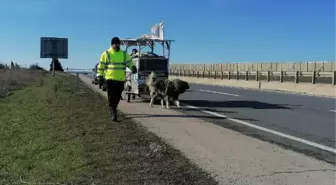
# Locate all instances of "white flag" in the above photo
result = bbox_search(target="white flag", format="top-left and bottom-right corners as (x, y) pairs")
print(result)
(159, 21), (164, 40)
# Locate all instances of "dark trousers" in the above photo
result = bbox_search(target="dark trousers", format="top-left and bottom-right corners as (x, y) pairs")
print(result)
(106, 80), (125, 110)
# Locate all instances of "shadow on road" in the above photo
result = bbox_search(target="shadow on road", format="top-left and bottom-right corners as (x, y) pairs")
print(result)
(180, 107), (237, 114)
(181, 100), (292, 109)
(125, 114), (224, 120)
(124, 113), (259, 122)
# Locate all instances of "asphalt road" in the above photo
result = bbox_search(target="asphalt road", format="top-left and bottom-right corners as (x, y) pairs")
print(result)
(177, 83), (336, 164)
(84, 73), (336, 164)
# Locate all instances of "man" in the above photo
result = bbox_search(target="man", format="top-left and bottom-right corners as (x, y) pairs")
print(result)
(130, 48), (139, 58)
(98, 37), (137, 121)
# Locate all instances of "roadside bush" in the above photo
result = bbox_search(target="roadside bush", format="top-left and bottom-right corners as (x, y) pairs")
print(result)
(0, 63), (7, 69)
(0, 69), (45, 98)
(29, 63), (45, 71)
(50, 58), (64, 72)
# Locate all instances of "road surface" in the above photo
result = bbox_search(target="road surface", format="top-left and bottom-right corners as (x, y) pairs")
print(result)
(178, 83), (336, 163)
(85, 74), (336, 163)
(82, 74), (336, 185)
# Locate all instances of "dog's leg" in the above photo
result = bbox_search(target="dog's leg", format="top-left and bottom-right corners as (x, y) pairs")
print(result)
(175, 100), (181, 108)
(150, 97), (154, 108)
(160, 98), (165, 109)
(149, 92), (156, 108)
(165, 96), (171, 109)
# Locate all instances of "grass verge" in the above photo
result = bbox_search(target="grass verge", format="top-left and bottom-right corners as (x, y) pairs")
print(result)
(0, 72), (218, 185)
(0, 69), (46, 98)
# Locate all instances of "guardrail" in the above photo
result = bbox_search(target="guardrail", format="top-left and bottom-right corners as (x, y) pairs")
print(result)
(169, 70), (336, 85)
(65, 68), (93, 74)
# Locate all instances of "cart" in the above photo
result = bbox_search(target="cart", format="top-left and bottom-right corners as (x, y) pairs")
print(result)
(120, 38), (174, 103)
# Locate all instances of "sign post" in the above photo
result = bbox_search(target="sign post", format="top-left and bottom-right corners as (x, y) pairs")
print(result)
(40, 37), (68, 77)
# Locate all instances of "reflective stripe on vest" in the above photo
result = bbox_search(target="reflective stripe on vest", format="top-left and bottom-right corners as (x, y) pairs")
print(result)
(107, 66), (126, 70)
(104, 50), (127, 71)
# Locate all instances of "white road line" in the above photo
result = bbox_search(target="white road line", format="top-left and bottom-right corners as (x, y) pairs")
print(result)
(195, 83), (336, 100)
(329, 110), (336, 113)
(198, 89), (241, 97)
(185, 104), (336, 154)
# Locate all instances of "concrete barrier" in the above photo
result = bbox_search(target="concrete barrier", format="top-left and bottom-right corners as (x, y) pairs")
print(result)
(169, 70), (336, 85)
(170, 61), (336, 72)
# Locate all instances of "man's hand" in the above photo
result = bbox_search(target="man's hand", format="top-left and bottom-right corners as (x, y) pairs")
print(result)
(131, 66), (137, 74)
(98, 76), (104, 83)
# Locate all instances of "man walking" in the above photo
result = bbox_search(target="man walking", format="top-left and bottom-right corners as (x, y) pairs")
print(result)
(97, 37), (137, 121)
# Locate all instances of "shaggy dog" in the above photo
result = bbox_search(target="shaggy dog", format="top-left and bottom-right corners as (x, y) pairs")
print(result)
(146, 71), (169, 108)
(146, 71), (189, 108)
(165, 78), (190, 108)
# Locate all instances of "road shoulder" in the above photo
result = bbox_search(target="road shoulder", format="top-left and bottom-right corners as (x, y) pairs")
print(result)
(80, 74), (336, 185)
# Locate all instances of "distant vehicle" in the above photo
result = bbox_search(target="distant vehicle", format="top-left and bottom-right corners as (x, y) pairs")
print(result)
(91, 62), (107, 91)
(91, 63), (99, 85)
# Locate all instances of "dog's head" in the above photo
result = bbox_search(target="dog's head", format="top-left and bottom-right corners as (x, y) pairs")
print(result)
(171, 79), (190, 94)
(179, 80), (190, 93)
(149, 71), (157, 79)
(146, 71), (157, 86)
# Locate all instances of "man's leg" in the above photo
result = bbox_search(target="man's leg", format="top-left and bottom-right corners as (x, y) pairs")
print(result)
(114, 81), (125, 108)
(106, 80), (118, 121)
(106, 80), (114, 108)
(106, 80), (125, 121)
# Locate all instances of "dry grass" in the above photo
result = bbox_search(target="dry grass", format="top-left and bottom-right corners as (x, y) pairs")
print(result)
(0, 69), (47, 98)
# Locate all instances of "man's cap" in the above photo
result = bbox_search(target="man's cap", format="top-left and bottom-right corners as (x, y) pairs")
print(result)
(111, 37), (120, 45)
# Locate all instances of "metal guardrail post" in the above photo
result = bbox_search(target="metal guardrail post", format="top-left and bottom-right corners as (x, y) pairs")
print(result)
(236, 71), (239, 80)
(312, 71), (316, 84)
(295, 71), (299, 83)
(267, 71), (270, 82)
(280, 71), (283, 83)
(228, 71), (231, 80)
(332, 71), (336, 85)
(245, 71), (248, 81)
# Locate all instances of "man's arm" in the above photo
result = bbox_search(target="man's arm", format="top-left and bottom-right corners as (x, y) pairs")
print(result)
(97, 52), (106, 76)
(124, 52), (137, 73)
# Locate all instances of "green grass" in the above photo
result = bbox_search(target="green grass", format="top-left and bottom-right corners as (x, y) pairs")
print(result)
(0, 72), (218, 185)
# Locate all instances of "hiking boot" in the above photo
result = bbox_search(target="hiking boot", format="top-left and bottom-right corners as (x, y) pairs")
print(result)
(109, 107), (118, 122)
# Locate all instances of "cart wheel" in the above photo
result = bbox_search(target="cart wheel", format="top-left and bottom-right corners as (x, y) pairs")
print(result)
(126, 85), (131, 103)
(127, 93), (131, 103)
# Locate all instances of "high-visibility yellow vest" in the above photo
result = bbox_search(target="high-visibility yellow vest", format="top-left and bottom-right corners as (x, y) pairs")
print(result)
(97, 47), (134, 81)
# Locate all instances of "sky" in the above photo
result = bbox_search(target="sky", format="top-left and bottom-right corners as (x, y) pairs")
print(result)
(0, 0), (335, 70)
